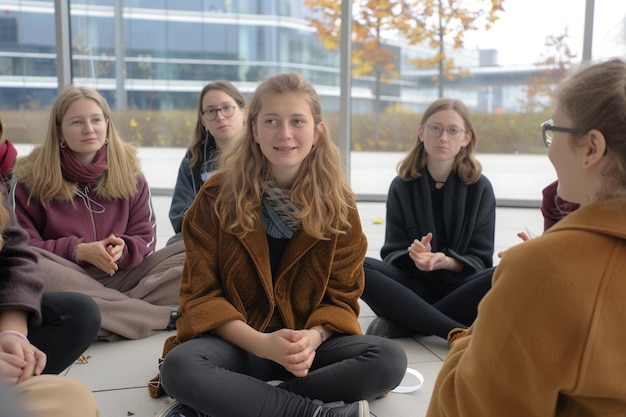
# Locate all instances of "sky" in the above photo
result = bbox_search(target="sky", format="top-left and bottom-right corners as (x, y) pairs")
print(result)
(463, 0), (626, 66)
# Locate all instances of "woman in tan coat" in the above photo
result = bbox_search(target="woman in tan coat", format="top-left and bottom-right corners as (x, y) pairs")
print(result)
(154, 73), (407, 417)
(427, 58), (626, 416)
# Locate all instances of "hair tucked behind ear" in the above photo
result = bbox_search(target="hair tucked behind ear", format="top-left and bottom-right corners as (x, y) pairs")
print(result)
(397, 98), (481, 184)
(557, 58), (626, 200)
(216, 72), (355, 240)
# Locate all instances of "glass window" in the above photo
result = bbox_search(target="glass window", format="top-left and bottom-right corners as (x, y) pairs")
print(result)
(125, 0), (166, 9)
(166, 0), (203, 12)
(201, 22), (239, 58)
(0, 15), (19, 44)
(126, 20), (167, 57)
(167, 22), (202, 57)
(76, 0), (114, 5)
(18, 13), (56, 53)
(71, 15), (115, 54)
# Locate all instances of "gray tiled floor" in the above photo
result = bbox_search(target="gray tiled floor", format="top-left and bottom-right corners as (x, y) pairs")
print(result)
(60, 197), (544, 417)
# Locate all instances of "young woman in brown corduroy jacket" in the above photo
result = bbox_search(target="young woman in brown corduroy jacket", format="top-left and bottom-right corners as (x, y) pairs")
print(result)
(154, 73), (407, 417)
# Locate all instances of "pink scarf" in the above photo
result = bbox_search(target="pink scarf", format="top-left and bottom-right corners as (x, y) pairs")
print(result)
(60, 146), (108, 184)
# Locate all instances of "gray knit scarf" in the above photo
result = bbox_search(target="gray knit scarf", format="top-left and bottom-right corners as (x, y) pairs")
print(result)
(261, 181), (301, 239)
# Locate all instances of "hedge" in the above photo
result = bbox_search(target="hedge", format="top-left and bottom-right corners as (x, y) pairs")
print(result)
(1, 109), (551, 154)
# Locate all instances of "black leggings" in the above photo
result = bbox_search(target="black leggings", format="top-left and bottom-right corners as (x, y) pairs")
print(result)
(28, 292), (101, 374)
(161, 333), (407, 417)
(362, 257), (494, 339)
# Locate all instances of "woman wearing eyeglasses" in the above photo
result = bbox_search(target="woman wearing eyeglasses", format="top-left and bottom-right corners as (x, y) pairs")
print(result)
(427, 58), (626, 417)
(538, 122), (582, 231)
(361, 97), (496, 342)
(167, 80), (247, 245)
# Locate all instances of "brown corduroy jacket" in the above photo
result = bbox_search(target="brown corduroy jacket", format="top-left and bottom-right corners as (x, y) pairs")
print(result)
(149, 173), (367, 398)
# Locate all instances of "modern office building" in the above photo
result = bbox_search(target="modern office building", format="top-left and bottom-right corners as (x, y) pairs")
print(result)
(1, 0), (553, 114)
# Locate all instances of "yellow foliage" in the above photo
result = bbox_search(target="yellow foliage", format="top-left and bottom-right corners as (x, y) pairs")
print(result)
(305, 0), (504, 96)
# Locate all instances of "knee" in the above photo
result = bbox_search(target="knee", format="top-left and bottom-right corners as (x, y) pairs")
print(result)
(160, 345), (194, 396)
(63, 293), (102, 337)
(375, 337), (408, 385)
(71, 292), (101, 330)
(41, 292), (101, 339)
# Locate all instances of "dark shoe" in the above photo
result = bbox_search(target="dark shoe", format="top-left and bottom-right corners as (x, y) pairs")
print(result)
(312, 400), (370, 417)
(155, 400), (200, 417)
(166, 308), (181, 331)
(366, 317), (414, 338)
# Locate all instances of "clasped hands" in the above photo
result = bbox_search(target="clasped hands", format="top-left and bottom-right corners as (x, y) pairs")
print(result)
(259, 328), (324, 378)
(0, 333), (46, 385)
(76, 234), (125, 275)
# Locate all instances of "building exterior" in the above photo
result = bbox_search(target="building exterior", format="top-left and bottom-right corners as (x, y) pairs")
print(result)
(0, 0), (549, 114)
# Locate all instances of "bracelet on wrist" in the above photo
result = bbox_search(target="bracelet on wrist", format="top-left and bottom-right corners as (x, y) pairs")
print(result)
(317, 328), (326, 344)
(0, 330), (29, 343)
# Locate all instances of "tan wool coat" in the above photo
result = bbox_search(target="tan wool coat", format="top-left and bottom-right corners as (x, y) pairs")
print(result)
(427, 199), (626, 416)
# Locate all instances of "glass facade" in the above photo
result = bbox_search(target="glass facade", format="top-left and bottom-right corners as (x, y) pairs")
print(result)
(1, 0), (577, 118)
(0, 1), (345, 109)
(2, 0), (503, 113)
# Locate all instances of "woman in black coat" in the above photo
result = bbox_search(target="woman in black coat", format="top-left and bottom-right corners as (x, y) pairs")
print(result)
(362, 98), (496, 342)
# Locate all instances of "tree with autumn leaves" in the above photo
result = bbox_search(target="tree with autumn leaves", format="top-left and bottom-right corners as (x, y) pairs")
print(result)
(521, 28), (577, 113)
(305, 1), (429, 146)
(305, 0), (504, 145)
(414, 0), (504, 96)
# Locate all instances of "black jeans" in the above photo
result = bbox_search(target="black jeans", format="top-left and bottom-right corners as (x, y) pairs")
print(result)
(161, 333), (407, 417)
(28, 292), (101, 374)
(362, 257), (494, 339)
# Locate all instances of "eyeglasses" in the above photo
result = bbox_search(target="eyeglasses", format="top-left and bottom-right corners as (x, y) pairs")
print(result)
(200, 104), (237, 121)
(541, 119), (581, 147)
(423, 124), (466, 140)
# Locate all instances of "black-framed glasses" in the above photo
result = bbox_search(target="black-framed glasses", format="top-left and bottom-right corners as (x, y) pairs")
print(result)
(423, 123), (466, 140)
(541, 119), (581, 147)
(200, 104), (237, 121)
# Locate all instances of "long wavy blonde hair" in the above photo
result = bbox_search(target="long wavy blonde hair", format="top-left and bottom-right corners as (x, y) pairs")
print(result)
(12, 85), (142, 204)
(216, 72), (355, 240)
(398, 98), (482, 184)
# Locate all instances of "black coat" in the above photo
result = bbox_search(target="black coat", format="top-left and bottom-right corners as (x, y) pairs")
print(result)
(168, 151), (205, 237)
(381, 169), (496, 283)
